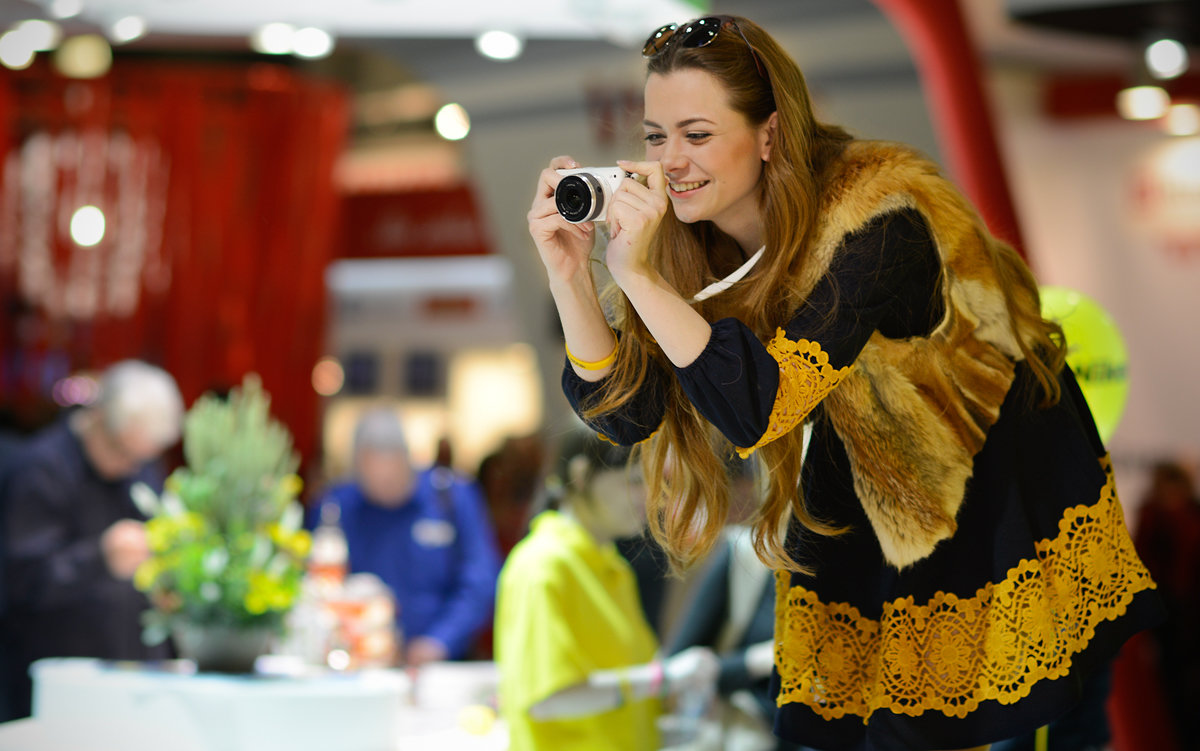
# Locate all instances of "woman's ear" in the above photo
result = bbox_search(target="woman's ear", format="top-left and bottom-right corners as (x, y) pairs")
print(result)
(760, 111), (779, 162)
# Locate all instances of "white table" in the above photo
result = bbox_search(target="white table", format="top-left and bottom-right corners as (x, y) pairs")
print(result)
(0, 657), (507, 751)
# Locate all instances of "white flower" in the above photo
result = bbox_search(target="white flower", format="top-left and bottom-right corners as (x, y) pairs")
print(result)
(200, 582), (221, 603)
(279, 501), (303, 534)
(202, 548), (229, 576)
(130, 482), (160, 517)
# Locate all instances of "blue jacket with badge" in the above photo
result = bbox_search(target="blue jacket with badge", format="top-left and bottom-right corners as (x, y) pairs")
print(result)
(313, 468), (500, 659)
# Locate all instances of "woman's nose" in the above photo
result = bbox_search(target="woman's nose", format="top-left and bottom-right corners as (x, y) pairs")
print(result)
(659, 148), (687, 175)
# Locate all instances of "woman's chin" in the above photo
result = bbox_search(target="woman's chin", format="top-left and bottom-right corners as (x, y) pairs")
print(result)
(669, 202), (704, 224)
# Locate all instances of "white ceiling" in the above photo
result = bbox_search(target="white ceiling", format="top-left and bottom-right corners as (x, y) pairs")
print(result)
(4, 0), (708, 44)
(0, 0), (1151, 69)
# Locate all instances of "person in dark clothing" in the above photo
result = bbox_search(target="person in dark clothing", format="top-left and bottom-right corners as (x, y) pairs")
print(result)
(0, 360), (183, 721)
(1133, 461), (1200, 744)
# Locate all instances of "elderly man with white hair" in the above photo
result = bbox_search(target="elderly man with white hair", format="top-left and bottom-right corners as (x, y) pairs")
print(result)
(0, 360), (183, 721)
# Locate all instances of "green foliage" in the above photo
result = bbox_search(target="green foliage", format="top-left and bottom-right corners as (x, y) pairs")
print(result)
(134, 374), (311, 642)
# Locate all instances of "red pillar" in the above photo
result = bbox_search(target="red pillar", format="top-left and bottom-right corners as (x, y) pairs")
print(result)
(872, 0), (1027, 257)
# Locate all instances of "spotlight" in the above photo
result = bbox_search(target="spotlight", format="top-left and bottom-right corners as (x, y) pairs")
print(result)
(1116, 85), (1170, 120)
(110, 15), (147, 44)
(16, 19), (62, 51)
(292, 27), (334, 59)
(53, 34), (112, 78)
(0, 30), (36, 70)
(50, 0), (83, 19)
(1164, 103), (1200, 137)
(435, 103), (470, 141)
(251, 23), (295, 55)
(475, 30), (523, 61)
(1145, 38), (1188, 80)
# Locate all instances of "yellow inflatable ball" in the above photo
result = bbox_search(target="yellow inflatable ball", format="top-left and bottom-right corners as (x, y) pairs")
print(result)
(1039, 285), (1130, 443)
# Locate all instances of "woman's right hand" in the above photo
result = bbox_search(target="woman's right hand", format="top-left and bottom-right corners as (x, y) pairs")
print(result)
(528, 156), (597, 284)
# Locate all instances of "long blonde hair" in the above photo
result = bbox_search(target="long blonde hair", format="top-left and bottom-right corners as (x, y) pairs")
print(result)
(580, 17), (1062, 573)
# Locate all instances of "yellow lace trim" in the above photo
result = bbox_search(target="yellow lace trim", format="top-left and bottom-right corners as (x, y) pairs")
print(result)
(774, 457), (1156, 721)
(736, 330), (851, 459)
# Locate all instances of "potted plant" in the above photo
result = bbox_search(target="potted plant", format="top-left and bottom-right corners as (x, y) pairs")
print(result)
(131, 375), (312, 672)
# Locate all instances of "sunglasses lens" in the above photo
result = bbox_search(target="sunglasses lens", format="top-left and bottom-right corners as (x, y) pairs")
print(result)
(642, 23), (678, 57)
(679, 17), (722, 48)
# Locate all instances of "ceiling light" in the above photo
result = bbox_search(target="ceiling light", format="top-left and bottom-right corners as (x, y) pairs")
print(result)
(435, 103), (470, 141)
(110, 15), (146, 44)
(50, 0), (83, 19)
(1164, 103), (1200, 137)
(53, 33), (111, 78)
(16, 19), (62, 51)
(0, 30), (38, 70)
(475, 30), (523, 61)
(251, 23), (294, 55)
(292, 27), (333, 59)
(1116, 85), (1170, 120)
(1145, 38), (1188, 80)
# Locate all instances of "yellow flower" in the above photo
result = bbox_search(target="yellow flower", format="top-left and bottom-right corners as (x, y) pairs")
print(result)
(245, 591), (269, 615)
(145, 517), (176, 553)
(268, 524), (312, 559)
(244, 571), (294, 615)
(288, 530), (312, 559)
(180, 511), (208, 535)
(133, 558), (161, 591)
(281, 474), (304, 498)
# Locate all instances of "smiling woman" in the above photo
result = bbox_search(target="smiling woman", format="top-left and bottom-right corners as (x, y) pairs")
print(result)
(526, 13), (1163, 751)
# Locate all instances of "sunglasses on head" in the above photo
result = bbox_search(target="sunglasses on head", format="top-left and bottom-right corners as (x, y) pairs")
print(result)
(641, 16), (767, 79)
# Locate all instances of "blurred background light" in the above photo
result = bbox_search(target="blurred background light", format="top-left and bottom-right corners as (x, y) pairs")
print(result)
(292, 26), (334, 59)
(70, 205), (106, 246)
(110, 15), (147, 44)
(49, 0), (83, 20)
(434, 103), (470, 141)
(52, 374), (100, 407)
(251, 22), (294, 55)
(475, 30), (523, 61)
(53, 33), (111, 78)
(1164, 103), (1200, 136)
(1116, 85), (1170, 120)
(312, 357), (346, 397)
(1145, 38), (1189, 80)
(17, 19), (62, 51)
(0, 30), (37, 70)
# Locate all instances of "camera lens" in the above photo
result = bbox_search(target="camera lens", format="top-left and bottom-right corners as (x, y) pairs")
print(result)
(555, 174), (604, 223)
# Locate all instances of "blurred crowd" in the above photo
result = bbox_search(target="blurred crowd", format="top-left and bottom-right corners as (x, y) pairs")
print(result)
(0, 358), (1197, 751)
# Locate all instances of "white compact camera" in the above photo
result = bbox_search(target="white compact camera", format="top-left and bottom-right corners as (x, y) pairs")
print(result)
(554, 167), (629, 224)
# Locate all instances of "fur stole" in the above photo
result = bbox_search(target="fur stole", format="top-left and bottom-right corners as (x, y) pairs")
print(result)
(804, 141), (1031, 569)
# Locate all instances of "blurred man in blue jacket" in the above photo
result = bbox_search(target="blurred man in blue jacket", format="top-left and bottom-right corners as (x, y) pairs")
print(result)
(313, 408), (500, 667)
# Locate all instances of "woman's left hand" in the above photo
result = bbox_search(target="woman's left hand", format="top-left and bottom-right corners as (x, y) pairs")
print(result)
(604, 159), (669, 284)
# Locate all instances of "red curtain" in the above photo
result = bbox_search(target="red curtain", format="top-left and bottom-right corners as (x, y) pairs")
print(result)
(0, 58), (349, 473)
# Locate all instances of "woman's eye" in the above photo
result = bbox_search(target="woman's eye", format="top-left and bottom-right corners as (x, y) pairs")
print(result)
(687, 132), (712, 142)
(643, 133), (665, 145)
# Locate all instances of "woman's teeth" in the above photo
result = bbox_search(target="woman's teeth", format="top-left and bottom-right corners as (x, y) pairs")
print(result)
(671, 180), (708, 192)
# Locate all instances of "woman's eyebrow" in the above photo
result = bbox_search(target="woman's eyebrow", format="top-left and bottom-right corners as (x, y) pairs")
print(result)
(642, 117), (717, 129)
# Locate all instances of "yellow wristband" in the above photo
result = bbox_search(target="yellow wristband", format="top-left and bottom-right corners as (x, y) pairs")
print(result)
(565, 338), (617, 371)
